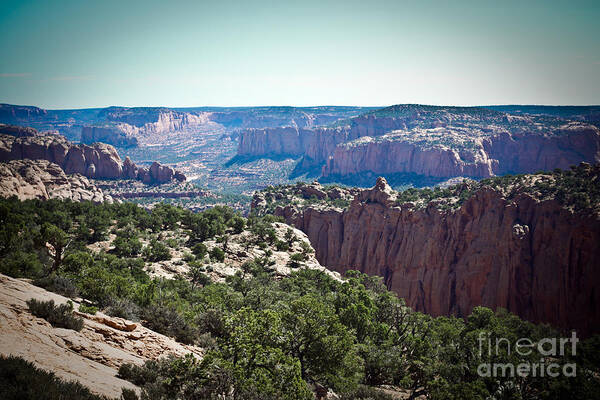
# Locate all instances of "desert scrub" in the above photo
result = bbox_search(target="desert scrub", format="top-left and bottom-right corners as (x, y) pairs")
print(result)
(142, 305), (197, 345)
(26, 299), (84, 331)
(0, 355), (110, 400)
(143, 238), (171, 262)
(104, 298), (140, 321)
(209, 247), (225, 262)
(33, 275), (79, 298)
(78, 303), (98, 315)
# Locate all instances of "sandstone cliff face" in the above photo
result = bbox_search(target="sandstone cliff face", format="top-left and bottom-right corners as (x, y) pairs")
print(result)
(322, 123), (600, 179)
(487, 124), (600, 174)
(0, 159), (113, 203)
(322, 136), (496, 179)
(80, 126), (139, 147)
(237, 127), (316, 157)
(0, 133), (185, 184)
(99, 107), (211, 136)
(237, 106), (472, 161)
(234, 109), (400, 159)
(238, 105), (600, 182)
(258, 177), (600, 335)
(143, 111), (209, 134)
(0, 274), (203, 398)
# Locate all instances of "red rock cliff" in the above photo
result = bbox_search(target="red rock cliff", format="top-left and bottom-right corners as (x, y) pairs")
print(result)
(238, 105), (600, 180)
(259, 175), (600, 335)
(321, 123), (600, 179)
(0, 133), (185, 184)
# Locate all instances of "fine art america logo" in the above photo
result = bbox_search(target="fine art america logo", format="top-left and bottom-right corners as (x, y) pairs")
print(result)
(477, 332), (578, 378)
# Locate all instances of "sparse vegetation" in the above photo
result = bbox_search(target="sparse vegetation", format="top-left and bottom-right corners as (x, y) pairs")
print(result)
(26, 299), (84, 331)
(255, 163), (600, 216)
(1, 192), (599, 399)
(209, 246), (225, 262)
(0, 355), (110, 400)
(394, 162), (600, 213)
(143, 239), (171, 262)
(78, 303), (98, 315)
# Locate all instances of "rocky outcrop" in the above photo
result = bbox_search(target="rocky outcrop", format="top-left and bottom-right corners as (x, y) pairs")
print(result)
(0, 274), (202, 398)
(158, 221), (342, 283)
(80, 126), (138, 147)
(0, 159), (113, 203)
(238, 105), (600, 182)
(0, 123), (40, 137)
(0, 133), (185, 184)
(256, 174), (600, 336)
(122, 156), (138, 179)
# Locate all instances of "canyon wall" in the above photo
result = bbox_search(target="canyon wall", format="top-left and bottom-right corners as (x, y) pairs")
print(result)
(237, 113), (411, 160)
(238, 106), (600, 182)
(321, 124), (600, 179)
(80, 126), (138, 147)
(321, 138), (497, 179)
(260, 177), (600, 335)
(488, 125), (600, 174)
(0, 133), (185, 184)
(237, 127), (317, 157)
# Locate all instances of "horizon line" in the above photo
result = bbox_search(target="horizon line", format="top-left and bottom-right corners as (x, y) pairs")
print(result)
(2, 102), (600, 111)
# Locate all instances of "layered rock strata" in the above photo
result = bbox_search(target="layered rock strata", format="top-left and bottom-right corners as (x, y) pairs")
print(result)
(0, 159), (113, 203)
(253, 174), (600, 335)
(0, 133), (185, 184)
(80, 126), (138, 147)
(238, 105), (600, 181)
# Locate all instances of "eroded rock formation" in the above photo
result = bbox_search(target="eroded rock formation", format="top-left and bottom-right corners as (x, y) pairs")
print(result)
(80, 126), (138, 147)
(0, 159), (113, 203)
(0, 123), (40, 137)
(0, 133), (185, 184)
(253, 170), (600, 335)
(238, 105), (600, 182)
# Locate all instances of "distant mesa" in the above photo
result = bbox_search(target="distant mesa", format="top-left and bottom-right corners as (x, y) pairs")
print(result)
(0, 103), (48, 124)
(0, 103), (372, 146)
(237, 104), (600, 185)
(4, 102), (600, 191)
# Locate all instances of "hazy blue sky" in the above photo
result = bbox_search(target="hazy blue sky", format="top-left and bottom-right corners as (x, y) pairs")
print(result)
(0, 0), (599, 108)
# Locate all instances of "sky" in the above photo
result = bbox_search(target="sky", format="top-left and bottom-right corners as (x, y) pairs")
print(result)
(0, 0), (599, 109)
